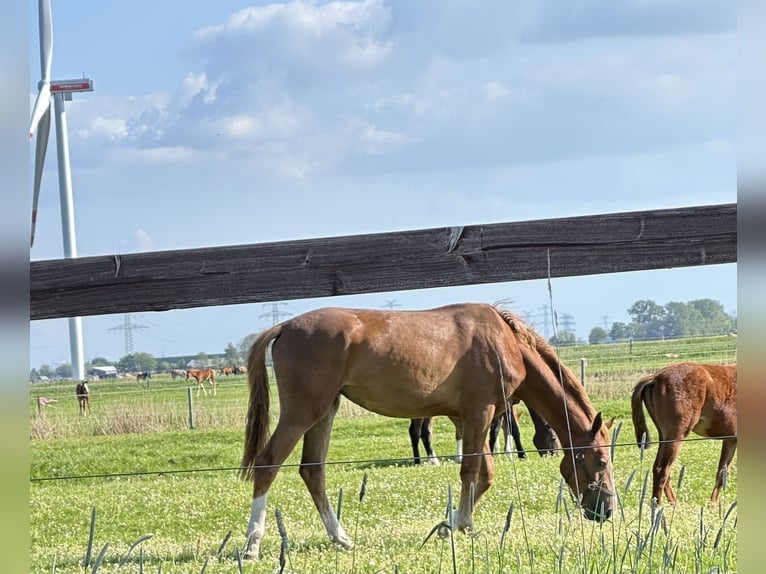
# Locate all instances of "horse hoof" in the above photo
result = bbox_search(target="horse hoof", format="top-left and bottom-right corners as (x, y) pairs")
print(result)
(334, 537), (355, 550)
(428, 456), (441, 466)
(437, 524), (450, 539)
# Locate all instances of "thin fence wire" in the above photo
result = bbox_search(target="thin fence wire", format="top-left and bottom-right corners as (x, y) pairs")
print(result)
(29, 434), (735, 483)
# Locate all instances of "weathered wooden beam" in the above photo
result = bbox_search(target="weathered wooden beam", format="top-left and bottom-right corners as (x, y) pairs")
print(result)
(30, 203), (737, 320)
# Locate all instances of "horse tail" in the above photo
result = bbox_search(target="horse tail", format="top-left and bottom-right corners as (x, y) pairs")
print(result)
(631, 374), (654, 446)
(240, 323), (283, 482)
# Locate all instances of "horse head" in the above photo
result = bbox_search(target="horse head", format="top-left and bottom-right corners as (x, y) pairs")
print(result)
(559, 412), (615, 522)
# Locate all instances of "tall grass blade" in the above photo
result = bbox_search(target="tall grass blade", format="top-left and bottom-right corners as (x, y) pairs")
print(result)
(84, 506), (97, 571)
(610, 421), (622, 462)
(117, 533), (154, 568)
(623, 469), (636, 495)
(215, 531), (231, 559)
(351, 472), (368, 574)
(275, 508), (290, 574)
(89, 543), (109, 574)
(497, 501), (514, 572)
(676, 464), (686, 494)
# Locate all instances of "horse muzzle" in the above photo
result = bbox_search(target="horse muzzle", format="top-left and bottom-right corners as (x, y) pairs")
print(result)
(582, 482), (615, 522)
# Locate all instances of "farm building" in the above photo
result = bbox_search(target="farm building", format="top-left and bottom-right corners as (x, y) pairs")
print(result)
(87, 365), (117, 379)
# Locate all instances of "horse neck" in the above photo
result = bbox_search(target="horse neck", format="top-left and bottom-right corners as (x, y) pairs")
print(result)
(516, 346), (595, 448)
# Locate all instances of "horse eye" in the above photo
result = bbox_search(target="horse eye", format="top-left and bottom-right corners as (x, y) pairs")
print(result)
(575, 452), (585, 462)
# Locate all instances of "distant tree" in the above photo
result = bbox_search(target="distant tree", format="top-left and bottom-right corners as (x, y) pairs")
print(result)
(195, 352), (209, 366)
(224, 342), (240, 365)
(38, 364), (54, 378)
(549, 331), (577, 346)
(29, 368), (40, 381)
(90, 356), (112, 366)
(588, 327), (609, 345)
(118, 352), (157, 372)
(688, 298), (736, 334)
(158, 361), (172, 371)
(663, 301), (704, 338)
(238, 333), (261, 360)
(55, 363), (72, 379)
(628, 300), (668, 339)
(609, 322), (632, 341)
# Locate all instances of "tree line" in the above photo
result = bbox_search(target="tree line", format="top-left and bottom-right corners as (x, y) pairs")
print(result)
(586, 298), (736, 345)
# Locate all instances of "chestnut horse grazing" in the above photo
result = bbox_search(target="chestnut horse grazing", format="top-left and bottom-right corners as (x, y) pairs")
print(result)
(240, 304), (615, 559)
(186, 368), (217, 396)
(221, 366), (235, 376)
(631, 362), (737, 505)
(75, 381), (90, 416)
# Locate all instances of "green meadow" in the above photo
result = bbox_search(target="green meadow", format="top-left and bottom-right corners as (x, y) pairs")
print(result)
(29, 336), (737, 573)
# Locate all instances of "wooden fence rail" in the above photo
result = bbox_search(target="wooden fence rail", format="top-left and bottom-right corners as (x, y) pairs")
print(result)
(30, 203), (736, 320)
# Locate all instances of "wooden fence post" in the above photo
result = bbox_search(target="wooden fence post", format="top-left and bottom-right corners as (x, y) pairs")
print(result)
(37, 397), (43, 416)
(580, 358), (587, 386)
(187, 387), (195, 430)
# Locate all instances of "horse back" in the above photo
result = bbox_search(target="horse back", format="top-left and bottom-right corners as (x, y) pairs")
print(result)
(270, 304), (524, 418)
(638, 362), (736, 438)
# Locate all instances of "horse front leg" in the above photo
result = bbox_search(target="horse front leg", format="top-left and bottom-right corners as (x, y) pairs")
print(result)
(455, 409), (495, 532)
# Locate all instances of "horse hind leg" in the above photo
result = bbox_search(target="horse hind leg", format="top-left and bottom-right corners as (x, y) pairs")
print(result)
(652, 432), (684, 505)
(244, 418), (317, 559)
(711, 438), (737, 503)
(298, 396), (354, 549)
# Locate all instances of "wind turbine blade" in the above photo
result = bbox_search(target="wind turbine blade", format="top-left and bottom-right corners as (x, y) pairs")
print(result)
(31, 106), (51, 247)
(29, 82), (51, 138)
(38, 0), (53, 81)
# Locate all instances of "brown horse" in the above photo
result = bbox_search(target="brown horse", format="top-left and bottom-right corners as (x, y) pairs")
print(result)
(631, 362), (737, 505)
(186, 368), (217, 396)
(221, 366), (235, 376)
(75, 381), (90, 416)
(239, 303), (614, 559)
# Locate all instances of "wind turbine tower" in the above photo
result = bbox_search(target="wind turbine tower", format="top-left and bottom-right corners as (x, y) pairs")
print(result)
(29, 0), (93, 380)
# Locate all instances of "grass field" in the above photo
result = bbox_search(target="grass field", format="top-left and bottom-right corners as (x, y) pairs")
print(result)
(29, 336), (737, 573)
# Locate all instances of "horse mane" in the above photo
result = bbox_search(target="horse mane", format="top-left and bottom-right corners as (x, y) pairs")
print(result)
(494, 307), (597, 421)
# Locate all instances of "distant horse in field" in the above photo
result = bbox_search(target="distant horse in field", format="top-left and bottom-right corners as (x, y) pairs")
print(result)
(410, 400), (561, 465)
(170, 369), (187, 379)
(489, 402), (562, 458)
(75, 381), (90, 416)
(631, 362), (737, 505)
(239, 304), (615, 559)
(136, 371), (151, 382)
(235, 365), (248, 374)
(187, 368), (217, 396)
(221, 366), (235, 376)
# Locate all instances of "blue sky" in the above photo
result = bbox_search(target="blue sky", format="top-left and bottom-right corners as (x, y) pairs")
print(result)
(28, 0), (737, 368)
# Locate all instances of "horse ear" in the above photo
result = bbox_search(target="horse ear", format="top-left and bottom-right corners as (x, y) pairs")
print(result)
(591, 412), (604, 437)
(604, 416), (615, 430)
